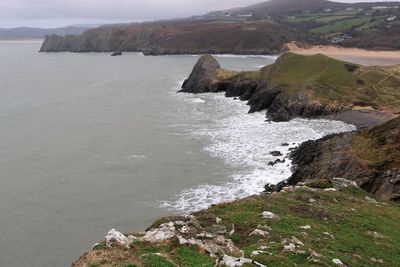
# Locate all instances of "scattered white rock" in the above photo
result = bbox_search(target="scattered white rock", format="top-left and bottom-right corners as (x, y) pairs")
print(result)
(196, 232), (214, 239)
(251, 250), (263, 257)
(216, 255), (252, 267)
(366, 231), (385, 238)
(229, 224), (235, 235)
(333, 258), (345, 266)
(91, 243), (101, 249)
(307, 249), (325, 263)
(300, 225), (311, 230)
(249, 229), (270, 238)
(365, 196), (378, 204)
(282, 243), (296, 252)
(141, 226), (175, 242)
(371, 257), (384, 263)
(216, 217), (222, 224)
(257, 224), (272, 231)
(324, 188), (337, 192)
(323, 232), (335, 239)
(174, 221), (186, 226)
(105, 229), (135, 248)
(291, 236), (304, 246)
(261, 211), (280, 220)
(309, 198), (317, 203)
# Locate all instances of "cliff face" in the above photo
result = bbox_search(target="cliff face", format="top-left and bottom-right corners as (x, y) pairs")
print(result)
(181, 53), (400, 126)
(289, 117), (400, 201)
(40, 22), (297, 54)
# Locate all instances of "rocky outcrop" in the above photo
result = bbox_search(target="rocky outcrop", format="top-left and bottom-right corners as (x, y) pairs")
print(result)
(180, 55), (221, 93)
(288, 116), (400, 201)
(181, 53), (400, 126)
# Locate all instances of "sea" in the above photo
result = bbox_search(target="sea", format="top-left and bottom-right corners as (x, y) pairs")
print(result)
(0, 40), (356, 266)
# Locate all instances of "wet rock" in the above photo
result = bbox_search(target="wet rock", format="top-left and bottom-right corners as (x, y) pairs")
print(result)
(268, 158), (286, 166)
(264, 180), (288, 193)
(270, 151), (283, 157)
(110, 51), (122, 56)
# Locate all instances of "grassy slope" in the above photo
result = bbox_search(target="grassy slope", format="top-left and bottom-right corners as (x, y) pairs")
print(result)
(80, 185), (400, 267)
(350, 116), (400, 169)
(310, 17), (373, 34)
(221, 53), (400, 111)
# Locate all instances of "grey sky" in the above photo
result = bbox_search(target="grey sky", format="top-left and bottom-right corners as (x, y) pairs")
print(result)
(0, 0), (398, 28)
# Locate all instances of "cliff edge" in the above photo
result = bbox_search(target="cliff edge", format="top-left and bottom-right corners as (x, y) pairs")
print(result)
(289, 116), (400, 201)
(181, 53), (400, 127)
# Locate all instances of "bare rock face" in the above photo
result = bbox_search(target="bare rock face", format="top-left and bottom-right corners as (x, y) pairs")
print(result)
(180, 55), (221, 93)
(288, 117), (400, 201)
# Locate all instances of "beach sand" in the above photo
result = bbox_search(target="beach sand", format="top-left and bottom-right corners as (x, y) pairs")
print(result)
(286, 42), (400, 66)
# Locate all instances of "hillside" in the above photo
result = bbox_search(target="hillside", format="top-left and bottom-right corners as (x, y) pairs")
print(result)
(73, 179), (400, 267)
(39, 21), (302, 54)
(181, 53), (400, 125)
(289, 116), (400, 201)
(40, 0), (400, 53)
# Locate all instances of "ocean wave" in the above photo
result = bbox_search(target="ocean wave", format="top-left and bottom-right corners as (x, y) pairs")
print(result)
(162, 84), (356, 213)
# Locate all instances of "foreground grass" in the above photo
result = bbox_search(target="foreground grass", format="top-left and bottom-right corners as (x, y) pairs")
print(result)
(75, 183), (400, 267)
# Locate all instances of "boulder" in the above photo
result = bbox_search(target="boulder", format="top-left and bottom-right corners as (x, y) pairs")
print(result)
(180, 55), (221, 93)
(111, 51), (122, 56)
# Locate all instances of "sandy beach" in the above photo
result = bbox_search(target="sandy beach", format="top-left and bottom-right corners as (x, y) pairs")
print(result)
(287, 42), (400, 66)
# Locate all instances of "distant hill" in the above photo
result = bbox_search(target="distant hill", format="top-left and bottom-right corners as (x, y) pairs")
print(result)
(40, 0), (400, 53)
(210, 0), (400, 18)
(0, 26), (96, 40)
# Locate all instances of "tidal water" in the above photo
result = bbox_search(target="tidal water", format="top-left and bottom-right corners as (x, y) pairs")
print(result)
(0, 40), (355, 266)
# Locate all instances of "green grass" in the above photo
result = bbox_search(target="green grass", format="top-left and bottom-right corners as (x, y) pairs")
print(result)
(193, 186), (400, 266)
(313, 15), (353, 23)
(141, 254), (175, 267)
(79, 182), (400, 266)
(176, 246), (215, 267)
(310, 17), (372, 33)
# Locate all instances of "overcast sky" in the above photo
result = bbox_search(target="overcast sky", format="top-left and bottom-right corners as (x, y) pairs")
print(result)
(0, 0), (398, 28)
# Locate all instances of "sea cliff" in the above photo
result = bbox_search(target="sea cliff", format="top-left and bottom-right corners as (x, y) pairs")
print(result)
(181, 53), (400, 127)
(39, 22), (296, 55)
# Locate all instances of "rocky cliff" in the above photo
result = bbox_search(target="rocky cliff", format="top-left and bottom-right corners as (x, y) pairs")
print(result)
(40, 21), (298, 54)
(289, 116), (400, 201)
(181, 53), (400, 127)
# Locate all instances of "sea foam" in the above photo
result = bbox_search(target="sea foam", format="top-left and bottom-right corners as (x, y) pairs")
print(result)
(162, 88), (356, 213)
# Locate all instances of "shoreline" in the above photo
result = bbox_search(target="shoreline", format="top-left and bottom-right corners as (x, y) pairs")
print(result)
(286, 42), (400, 66)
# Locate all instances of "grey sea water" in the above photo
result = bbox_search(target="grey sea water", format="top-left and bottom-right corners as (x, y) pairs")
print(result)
(0, 40), (355, 266)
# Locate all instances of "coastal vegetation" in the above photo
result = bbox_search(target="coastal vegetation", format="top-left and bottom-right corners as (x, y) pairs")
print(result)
(181, 53), (400, 123)
(74, 180), (400, 267)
